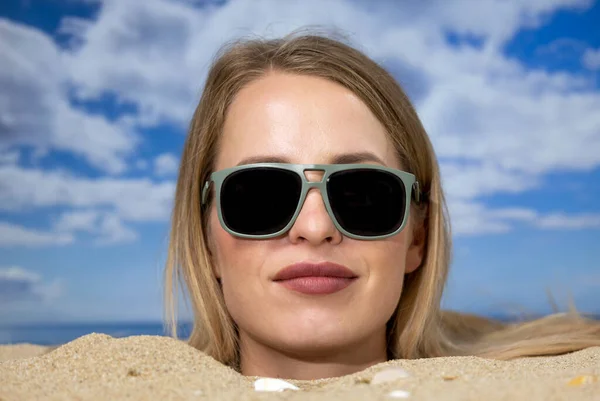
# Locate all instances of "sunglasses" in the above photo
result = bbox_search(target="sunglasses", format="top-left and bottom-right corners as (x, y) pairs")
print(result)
(201, 163), (423, 240)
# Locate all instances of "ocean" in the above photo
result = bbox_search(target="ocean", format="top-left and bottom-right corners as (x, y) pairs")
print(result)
(1, 314), (598, 346)
(0, 322), (194, 346)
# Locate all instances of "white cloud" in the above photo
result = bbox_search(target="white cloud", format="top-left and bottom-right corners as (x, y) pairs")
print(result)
(0, 209), (139, 247)
(449, 202), (600, 235)
(0, 266), (64, 304)
(0, 150), (19, 165)
(54, 210), (100, 232)
(58, 0), (593, 119)
(0, 222), (73, 247)
(0, 266), (40, 281)
(582, 47), (600, 70)
(0, 18), (139, 174)
(0, 164), (172, 245)
(154, 153), (179, 176)
(368, 0), (592, 50)
(413, 49), (600, 174)
(0, 165), (175, 221)
(62, 0), (209, 127)
(95, 213), (138, 244)
(535, 213), (600, 229)
(57, 0), (600, 177)
(53, 210), (138, 245)
(441, 161), (541, 200)
(448, 201), (530, 235)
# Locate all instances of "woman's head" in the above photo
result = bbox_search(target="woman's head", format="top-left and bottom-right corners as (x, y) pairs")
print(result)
(165, 31), (452, 374)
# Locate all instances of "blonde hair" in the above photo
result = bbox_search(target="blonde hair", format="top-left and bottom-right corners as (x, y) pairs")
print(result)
(164, 30), (600, 370)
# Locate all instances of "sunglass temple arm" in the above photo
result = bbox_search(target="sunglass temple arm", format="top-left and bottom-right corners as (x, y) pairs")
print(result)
(201, 181), (211, 206)
(413, 181), (423, 204)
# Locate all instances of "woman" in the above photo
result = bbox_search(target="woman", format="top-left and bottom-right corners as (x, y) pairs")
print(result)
(164, 31), (600, 380)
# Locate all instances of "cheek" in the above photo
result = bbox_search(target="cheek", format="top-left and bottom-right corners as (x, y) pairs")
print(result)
(369, 231), (409, 274)
(209, 210), (252, 277)
(208, 209), (270, 317)
(361, 232), (410, 303)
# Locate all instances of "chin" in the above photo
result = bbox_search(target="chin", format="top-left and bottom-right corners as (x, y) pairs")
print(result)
(274, 334), (355, 358)
(272, 324), (355, 352)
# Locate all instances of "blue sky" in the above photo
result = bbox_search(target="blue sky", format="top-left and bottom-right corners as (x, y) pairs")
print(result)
(0, 0), (599, 324)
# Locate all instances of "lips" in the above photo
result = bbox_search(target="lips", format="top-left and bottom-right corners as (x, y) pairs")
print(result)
(272, 262), (358, 281)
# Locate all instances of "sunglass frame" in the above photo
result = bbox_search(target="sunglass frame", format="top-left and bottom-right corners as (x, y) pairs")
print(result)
(202, 163), (421, 240)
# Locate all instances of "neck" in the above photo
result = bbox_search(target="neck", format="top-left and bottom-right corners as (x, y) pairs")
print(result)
(238, 329), (388, 380)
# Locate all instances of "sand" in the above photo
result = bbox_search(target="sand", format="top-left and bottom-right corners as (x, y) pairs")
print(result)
(1, 334), (598, 400)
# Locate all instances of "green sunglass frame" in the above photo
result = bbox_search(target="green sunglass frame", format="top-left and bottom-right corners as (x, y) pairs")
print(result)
(201, 163), (422, 241)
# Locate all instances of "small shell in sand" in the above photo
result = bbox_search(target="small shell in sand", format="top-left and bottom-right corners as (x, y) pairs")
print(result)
(254, 378), (300, 392)
(371, 367), (411, 385)
(567, 375), (599, 386)
(387, 389), (411, 398)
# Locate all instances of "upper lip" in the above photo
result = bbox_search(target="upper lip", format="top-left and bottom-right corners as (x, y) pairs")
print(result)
(273, 262), (358, 281)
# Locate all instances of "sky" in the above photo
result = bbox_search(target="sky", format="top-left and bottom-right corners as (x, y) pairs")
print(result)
(0, 0), (599, 324)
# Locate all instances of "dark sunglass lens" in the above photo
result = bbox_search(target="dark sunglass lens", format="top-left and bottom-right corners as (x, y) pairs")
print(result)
(327, 169), (406, 236)
(221, 168), (301, 235)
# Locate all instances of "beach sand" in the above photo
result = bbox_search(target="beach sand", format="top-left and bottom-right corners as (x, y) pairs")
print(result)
(1, 334), (598, 400)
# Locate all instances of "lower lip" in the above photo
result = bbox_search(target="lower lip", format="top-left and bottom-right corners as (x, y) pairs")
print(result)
(275, 276), (357, 295)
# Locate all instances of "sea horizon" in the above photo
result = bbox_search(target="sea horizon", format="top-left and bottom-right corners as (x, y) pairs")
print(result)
(1, 312), (599, 346)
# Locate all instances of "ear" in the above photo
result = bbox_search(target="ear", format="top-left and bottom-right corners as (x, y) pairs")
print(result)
(405, 218), (427, 274)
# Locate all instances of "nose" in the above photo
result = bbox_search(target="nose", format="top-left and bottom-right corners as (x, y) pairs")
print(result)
(287, 171), (343, 245)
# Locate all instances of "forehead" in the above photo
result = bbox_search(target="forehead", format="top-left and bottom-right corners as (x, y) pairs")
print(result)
(216, 72), (398, 170)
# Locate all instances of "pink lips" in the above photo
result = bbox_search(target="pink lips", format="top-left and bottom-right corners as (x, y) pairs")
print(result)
(272, 262), (358, 295)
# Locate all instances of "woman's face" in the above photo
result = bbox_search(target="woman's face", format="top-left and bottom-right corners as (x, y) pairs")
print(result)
(209, 72), (424, 360)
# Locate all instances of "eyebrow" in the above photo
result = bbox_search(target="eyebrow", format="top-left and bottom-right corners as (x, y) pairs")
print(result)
(236, 152), (387, 166)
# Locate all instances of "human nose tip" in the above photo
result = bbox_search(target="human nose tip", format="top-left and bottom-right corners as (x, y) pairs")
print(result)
(287, 188), (342, 245)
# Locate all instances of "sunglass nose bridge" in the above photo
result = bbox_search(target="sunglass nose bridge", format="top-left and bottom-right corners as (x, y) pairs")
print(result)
(302, 167), (326, 183)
